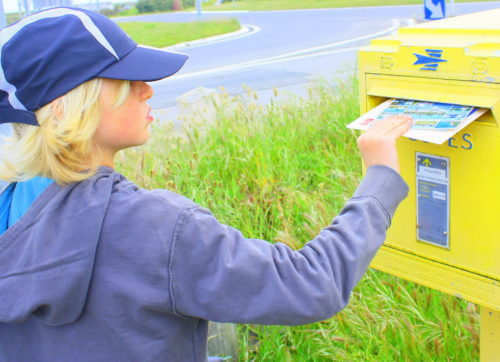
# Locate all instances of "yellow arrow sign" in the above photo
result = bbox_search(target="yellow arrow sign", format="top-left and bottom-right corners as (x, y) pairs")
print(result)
(422, 158), (432, 167)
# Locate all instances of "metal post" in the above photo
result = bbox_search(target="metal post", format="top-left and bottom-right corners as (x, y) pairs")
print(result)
(22, 0), (30, 16)
(0, 0), (6, 29)
(207, 322), (239, 361)
(448, 0), (455, 17)
(480, 306), (500, 362)
(196, 0), (201, 19)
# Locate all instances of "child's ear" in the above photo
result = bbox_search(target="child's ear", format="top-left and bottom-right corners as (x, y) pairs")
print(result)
(50, 98), (64, 120)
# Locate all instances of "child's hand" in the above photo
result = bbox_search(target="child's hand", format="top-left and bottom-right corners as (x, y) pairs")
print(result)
(356, 116), (413, 173)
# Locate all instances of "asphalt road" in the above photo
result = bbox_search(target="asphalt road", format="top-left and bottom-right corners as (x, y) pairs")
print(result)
(115, 2), (500, 110)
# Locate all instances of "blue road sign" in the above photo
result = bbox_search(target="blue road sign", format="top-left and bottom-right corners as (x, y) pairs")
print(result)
(425, 0), (446, 20)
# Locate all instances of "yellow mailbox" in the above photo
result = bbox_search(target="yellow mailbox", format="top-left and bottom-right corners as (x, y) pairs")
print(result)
(358, 9), (499, 360)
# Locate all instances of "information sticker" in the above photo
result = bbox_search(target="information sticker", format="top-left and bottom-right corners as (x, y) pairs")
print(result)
(416, 153), (450, 248)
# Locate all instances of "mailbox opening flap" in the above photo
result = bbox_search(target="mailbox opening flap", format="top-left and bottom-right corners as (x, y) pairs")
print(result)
(367, 85), (499, 122)
(363, 74), (500, 124)
(354, 74), (500, 143)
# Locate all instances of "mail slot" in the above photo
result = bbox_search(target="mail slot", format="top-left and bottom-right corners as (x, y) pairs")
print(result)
(357, 9), (500, 313)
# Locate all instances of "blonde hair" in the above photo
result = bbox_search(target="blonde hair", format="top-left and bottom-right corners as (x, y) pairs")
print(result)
(0, 78), (130, 185)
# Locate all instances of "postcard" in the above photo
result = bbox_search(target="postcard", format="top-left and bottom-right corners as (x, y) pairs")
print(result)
(347, 99), (487, 144)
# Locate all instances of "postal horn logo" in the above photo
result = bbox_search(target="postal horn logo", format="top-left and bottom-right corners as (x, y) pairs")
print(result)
(413, 49), (447, 71)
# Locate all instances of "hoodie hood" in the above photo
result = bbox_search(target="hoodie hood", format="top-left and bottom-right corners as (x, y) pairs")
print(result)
(0, 168), (116, 326)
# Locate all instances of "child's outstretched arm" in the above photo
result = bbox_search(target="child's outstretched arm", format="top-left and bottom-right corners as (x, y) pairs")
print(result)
(168, 116), (412, 325)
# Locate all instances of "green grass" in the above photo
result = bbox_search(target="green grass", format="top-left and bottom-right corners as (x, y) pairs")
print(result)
(116, 78), (479, 360)
(6, 13), (240, 47)
(116, 7), (140, 17)
(204, 0), (498, 11)
(117, 18), (241, 48)
(6, 13), (21, 25)
(240, 270), (479, 361)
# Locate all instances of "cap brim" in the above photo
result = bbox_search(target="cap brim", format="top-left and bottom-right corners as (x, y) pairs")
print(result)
(98, 45), (188, 81)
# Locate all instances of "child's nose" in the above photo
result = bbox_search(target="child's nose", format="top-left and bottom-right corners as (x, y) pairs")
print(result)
(139, 81), (154, 100)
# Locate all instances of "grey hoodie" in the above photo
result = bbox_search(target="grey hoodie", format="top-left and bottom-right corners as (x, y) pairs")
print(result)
(0, 165), (408, 361)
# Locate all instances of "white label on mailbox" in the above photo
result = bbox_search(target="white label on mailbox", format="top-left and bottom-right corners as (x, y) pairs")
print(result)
(416, 153), (450, 248)
(432, 190), (446, 201)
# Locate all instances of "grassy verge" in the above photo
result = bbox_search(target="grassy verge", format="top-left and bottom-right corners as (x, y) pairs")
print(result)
(116, 78), (479, 360)
(6, 13), (20, 25)
(6, 13), (240, 47)
(204, 0), (498, 11)
(117, 18), (240, 48)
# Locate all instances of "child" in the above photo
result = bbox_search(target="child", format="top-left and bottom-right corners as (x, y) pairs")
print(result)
(0, 7), (412, 362)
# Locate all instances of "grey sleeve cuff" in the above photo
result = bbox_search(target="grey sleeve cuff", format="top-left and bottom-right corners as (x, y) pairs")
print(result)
(352, 165), (409, 221)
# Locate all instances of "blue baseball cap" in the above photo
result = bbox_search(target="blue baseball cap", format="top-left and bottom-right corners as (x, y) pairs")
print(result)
(0, 7), (188, 126)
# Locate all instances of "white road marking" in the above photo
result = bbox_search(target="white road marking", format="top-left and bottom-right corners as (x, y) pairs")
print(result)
(167, 24), (261, 50)
(154, 18), (404, 83)
(163, 47), (360, 81)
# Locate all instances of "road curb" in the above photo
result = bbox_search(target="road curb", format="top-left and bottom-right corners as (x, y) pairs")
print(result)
(165, 24), (258, 50)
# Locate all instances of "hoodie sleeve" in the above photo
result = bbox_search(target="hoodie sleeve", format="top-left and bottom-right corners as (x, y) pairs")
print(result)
(169, 165), (409, 325)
